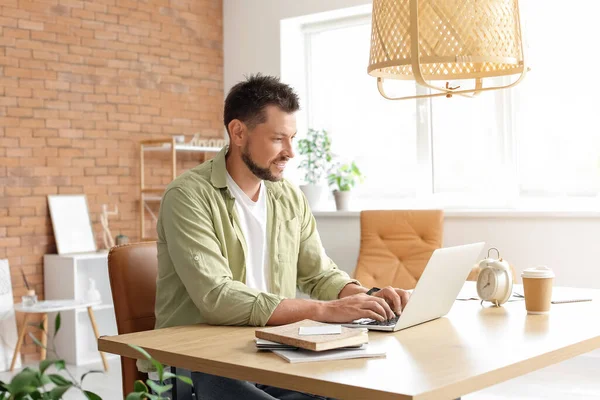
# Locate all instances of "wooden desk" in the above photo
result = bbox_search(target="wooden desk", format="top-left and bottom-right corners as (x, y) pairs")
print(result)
(99, 286), (600, 400)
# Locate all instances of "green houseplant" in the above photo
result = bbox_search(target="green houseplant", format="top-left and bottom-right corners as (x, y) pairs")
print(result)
(0, 313), (191, 400)
(327, 161), (365, 211)
(297, 129), (334, 210)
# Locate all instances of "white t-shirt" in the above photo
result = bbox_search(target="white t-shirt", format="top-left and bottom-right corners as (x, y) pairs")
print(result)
(225, 172), (269, 292)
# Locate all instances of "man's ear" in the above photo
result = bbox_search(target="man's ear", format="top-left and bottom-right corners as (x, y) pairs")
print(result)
(227, 119), (246, 146)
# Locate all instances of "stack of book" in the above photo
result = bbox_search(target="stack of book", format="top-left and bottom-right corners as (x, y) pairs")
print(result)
(254, 319), (386, 363)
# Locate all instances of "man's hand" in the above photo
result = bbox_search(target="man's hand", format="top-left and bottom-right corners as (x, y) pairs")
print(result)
(371, 286), (411, 316)
(319, 293), (397, 323)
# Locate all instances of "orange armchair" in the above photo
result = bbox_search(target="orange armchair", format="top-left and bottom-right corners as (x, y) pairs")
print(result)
(353, 210), (445, 290)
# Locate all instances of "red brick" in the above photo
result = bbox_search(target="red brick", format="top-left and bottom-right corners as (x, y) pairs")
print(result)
(32, 186), (58, 195)
(31, 31), (56, 42)
(34, 109), (59, 119)
(94, 86), (117, 95)
(19, 79), (45, 89)
(0, 97), (17, 106)
(46, 119), (70, 129)
(83, 94), (106, 103)
(33, 51), (58, 61)
(4, 86), (27, 98)
(72, 8), (95, 20)
(116, 51), (137, 60)
(45, 80), (70, 91)
(71, 83), (94, 93)
(58, 129), (83, 138)
(19, 119), (46, 129)
(108, 113), (129, 122)
(32, 129), (58, 138)
(7, 107), (32, 117)
(45, 100), (69, 109)
(0, 237), (20, 247)
(95, 30), (116, 40)
(4, 27), (30, 39)
(17, 98), (44, 108)
(19, 137), (46, 147)
(9, 148), (33, 158)
(33, 90), (58, 99)
(95, 13), (117, 23)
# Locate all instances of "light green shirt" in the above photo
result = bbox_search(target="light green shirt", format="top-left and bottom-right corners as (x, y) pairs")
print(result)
(154, 146), (358, 329)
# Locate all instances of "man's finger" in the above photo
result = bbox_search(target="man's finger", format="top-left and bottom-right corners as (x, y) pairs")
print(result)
(395, 289), (410, 310)
(370, 293), (395, 319)
(362, 300), (388, 320)
(380, 286), (402, 314)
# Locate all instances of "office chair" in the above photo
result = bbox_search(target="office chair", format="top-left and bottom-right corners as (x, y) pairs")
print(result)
(354, 210), (450, 290)
(108, 242), (192, 399)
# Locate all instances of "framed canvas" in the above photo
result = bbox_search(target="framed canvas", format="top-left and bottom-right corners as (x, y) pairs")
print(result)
(0, 259), (20, 371)
(48, 195), (97, 255)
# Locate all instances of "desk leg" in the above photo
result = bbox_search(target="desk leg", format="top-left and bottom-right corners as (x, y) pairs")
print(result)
(10, 313), (30, 372)
(86, 307), (109, 372)
(171, 367), (193, 400)
(40, 313), (48, 361)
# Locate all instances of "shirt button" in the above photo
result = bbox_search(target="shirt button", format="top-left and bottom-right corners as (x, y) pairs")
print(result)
(194, 255), (200, 261)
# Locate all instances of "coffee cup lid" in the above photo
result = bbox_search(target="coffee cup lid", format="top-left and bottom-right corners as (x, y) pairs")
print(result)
(521, 266), (555, 279)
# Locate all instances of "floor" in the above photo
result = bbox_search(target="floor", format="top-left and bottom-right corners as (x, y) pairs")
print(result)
(0, 349), (599, 399)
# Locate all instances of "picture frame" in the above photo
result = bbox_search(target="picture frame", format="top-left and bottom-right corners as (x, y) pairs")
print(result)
(47, 194), (97, 255)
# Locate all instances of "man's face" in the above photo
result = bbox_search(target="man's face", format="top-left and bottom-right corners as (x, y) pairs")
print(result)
(241, 105), (296, 182)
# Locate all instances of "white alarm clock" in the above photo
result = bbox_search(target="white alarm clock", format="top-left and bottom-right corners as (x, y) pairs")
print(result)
(476, 248), (513, 307)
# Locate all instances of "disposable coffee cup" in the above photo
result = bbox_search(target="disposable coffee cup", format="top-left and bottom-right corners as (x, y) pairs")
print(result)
(521, 266), (554, 315)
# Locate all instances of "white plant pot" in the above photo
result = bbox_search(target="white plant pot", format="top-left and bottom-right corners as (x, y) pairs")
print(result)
(300, 184), (325, 210)
(333, 190), (351, 211)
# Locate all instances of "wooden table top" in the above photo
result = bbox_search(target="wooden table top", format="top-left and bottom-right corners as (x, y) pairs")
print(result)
(99, 285), (600, 400)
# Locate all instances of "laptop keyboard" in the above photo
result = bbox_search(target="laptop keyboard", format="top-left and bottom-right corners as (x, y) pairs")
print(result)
(353, 315), (400, 326)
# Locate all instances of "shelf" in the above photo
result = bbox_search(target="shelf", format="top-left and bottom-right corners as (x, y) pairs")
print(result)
(143, 144), (222, 153)
(143, 196), (162, 202)
(141, 188), (165, 194)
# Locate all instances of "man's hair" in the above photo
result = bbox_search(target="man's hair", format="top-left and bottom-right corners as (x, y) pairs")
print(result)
(223, 74), (300, 134)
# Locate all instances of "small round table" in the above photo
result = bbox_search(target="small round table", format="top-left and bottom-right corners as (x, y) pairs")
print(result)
(11, 299), (108, 372)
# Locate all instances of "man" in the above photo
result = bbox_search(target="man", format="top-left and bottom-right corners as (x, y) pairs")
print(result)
(154, 74), (410, 399)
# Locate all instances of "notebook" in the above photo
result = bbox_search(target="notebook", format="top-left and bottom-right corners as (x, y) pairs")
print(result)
(271, 345), (385, 364)
(255, 338), (365, 351)
(255, 320), (368, 352)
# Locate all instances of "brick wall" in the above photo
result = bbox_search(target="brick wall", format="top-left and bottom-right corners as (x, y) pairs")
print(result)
(0, 0), (223, 362)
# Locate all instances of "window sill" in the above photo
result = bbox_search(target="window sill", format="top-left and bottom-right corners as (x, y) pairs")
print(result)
(312, 209), (600, 219)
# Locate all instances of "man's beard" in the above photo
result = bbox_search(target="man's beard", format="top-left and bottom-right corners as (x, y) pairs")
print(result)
(241, 145), (286, 182)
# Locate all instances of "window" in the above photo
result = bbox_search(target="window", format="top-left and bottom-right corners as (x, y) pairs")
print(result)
(295, 1), (600, 209)
(305, 19), (419, 202)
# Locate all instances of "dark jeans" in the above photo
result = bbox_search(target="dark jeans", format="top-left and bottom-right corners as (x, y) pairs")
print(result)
(191, 371), (335, 400)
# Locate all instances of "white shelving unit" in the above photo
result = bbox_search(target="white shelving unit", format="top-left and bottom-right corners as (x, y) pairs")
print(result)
(43, 252), (118, 366)
(140, 137), (221, 240)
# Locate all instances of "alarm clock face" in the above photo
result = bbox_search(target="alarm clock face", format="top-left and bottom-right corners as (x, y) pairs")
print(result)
(477, 268), (498, 300)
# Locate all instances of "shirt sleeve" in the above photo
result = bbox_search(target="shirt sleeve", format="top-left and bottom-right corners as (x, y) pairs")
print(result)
(160, 187), (284, 326)
(295, 191), (360, 300)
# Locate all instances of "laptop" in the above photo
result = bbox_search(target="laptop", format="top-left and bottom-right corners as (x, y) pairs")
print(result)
(343, 242), (485, 332)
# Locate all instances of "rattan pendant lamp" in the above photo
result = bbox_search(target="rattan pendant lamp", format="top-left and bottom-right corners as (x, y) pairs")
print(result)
(368, 0), (528, 100)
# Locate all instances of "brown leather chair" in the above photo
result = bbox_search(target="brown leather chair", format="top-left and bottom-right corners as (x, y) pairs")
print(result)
(354, 210), (445, 290)
(354, 210), (481, 290)
(108, 242), (158, 398)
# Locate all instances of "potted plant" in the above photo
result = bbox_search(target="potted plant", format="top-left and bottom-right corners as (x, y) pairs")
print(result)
(327, 161), (365, 211)
(0, 313), (192, 399)
(297, 129), (334, 210)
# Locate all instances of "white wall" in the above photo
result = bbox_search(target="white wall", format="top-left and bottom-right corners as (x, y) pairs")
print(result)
(316, 212), (600, 289)
(223, 0), (370, 92)
(224, 1), (600, 290)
